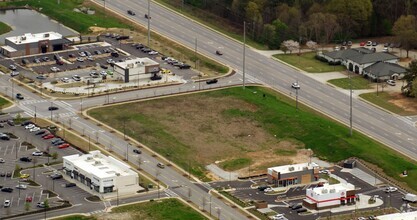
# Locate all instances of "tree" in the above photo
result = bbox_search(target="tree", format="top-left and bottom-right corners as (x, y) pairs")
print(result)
(24, 202), (31, 212)
(306, 40), (318, 51)
(51, 152), (58, 162)
(392, 15), (417, 58)
(402, 60), (417, 97)
(282, 40), (300, 54)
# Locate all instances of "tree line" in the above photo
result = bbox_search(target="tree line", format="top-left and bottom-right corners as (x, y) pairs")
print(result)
(167, 0), (417, 49)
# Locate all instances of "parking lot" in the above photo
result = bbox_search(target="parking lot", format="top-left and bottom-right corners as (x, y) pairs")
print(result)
(209, 166), (412, 219)
(0, 121), (94, 218)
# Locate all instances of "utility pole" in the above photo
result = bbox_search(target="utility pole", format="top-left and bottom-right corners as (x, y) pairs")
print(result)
(295, 82), (299, 110)
(34, 106), (37, 123)
(147, 0), (151, 47)
(243, 21), (246, 89)
(349, 70), (353, 137)
(194, 38), (198, 69)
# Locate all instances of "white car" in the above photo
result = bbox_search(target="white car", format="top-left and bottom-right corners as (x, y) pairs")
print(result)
(386, 80), (396, 86)
(76, 57), (84, 62)
(72, 75), (81, 81)
(148, 50), (159, 55)
(334, 46), (340, 51)
(272, 214), (285, 220)
(264, 188), (273, 193)
(78, 51), (86, 57)
(11, 71), (20, 77)
(32, 151), (43, 156)
(366, 41), (372, 46)
(25, 124), (35, 129)
(87, 56), (94, 61)
(291, 82), (300, 89)
(61, 77), (70, 83)
(4, 200), (10, 208)
(385, 186), (398, 193)
(50, 67), (60, 72)
(16, 184), (27, 189)
(0, 158), (5, 163)
(100, 70), (107, 76)
(29, 127), (40, 132)
(106, 59), (114, 64)
(382, 47), (389, 52)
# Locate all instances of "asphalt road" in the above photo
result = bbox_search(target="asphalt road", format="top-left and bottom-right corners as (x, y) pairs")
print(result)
(95, 0), (417, 159)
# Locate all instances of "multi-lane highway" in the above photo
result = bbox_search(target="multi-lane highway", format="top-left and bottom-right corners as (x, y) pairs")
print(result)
(96, 0), (417, 160)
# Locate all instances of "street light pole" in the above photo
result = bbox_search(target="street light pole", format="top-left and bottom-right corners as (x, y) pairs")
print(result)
(349, 70), (353, 137)
(243, 21), (246, 89)
(34, 106), (37, 123)
(50, 102), (53, 120)
(147, 0), (151, 47)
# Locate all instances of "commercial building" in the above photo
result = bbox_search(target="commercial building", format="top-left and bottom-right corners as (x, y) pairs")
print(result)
(1, 32), (69, 57)
(303, 183), (356, 210)
(267, 162), (320, 187)
(376, 211), (417, 220)
(63, 151), (140, 194)
(113, 57), (160, 83)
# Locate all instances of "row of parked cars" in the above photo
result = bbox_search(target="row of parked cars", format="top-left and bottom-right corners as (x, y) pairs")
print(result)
(22, 121), (70, 149)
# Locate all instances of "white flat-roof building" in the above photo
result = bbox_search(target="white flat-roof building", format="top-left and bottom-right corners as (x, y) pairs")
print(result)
(63, 151), (140, 194)
(303, 183), (356, 210)
(1, 32), (69, 57)
(376, 211), (417, 220)
(267, 162), (320, 186)
(113, 57), (160, 83)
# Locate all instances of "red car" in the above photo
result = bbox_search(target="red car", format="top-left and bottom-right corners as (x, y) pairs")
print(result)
(26, 196), (32, 202)
(359, 42), (366, 46)
(58, 143), (70, 149)
(43, 134), (55, 139)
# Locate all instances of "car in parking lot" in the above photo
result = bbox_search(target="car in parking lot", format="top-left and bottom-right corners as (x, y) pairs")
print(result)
(25, 124), (35, 129)
(48, 106), (59, 111)
(25, 196), (33, 202)
(43, 134), (55, 140)
(42, 57), (50, 62)
(148, 50), (158, 55)
(206, 79), (218, 84)
(157, 163), (165, 168)
(11, 71), (19, 77)
(61, 77), (70, 83)
(30, 127), (40, 132)
(20, 157), (32, 162)
(385, 186), (398, 193)
(58, 143), (70, 149)
(32, 151), (43, 156)
(20, 174), (30, 179)
(72, 75), (81, 81)
(94, 50), (102, 55)
(36, 75), (47, 80)
(9, 64), (17, 70)
(33, 58), (41, 63)
(127, 10), (136, 15)
(4, 200), (10, 207)
(37, 202), (46, 208)
(76, 57), (85, 62)
(50, 173), (63, 180)
(179, 64), (191, 69)
(100, 64), (108, 69)
(386, 80), (396, 86)
(16, 184), (27, 189)
(78, 51), (86, 57)
(133, 149), (142, 154)
(0, 133), (10, 140)
(65, 183), (77, 187)
(0, 158), (4, 163)
(35, 130), (48, 135)
(1, 187), (13, 193)
(16, 93), (24, 100)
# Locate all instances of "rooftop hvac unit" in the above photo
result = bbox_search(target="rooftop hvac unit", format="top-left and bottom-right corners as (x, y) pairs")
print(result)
(303, 167), (308, 170)
(44, 33), (50, 38)
(116, 173), (120, 176)
(21, 36), (26, 41)
(322, 189), (328, 194)
(94, 161), (101, 165)
(86, 157), (93, 160)
(329, 189), (336, 193)
(288, 167), (295, 171)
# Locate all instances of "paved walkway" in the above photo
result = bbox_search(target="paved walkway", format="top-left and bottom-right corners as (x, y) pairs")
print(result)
(341, 168), (383, 186)
(206, 164), (239, 181)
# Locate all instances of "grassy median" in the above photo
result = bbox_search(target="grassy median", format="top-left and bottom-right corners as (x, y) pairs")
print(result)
(328, 76), (372, 90)
(89, 86), (417, 191)
(274, 52), (345, 73)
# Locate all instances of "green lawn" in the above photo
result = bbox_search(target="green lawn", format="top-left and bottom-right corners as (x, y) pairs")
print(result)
(1, 0), (130, 33)
(0, 97), (11, 109)
(273, 52), (345, 73)
(0, 21), (11, 35)
(220, 158), (252, 171)
(359, 92), (416, 116)
(328, 76), (372, 90)
(111, 199), (208, 220)
(89, 86), (417, 191)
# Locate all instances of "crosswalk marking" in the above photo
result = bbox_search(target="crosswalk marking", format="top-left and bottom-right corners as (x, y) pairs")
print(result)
(165, 189), (179, 197)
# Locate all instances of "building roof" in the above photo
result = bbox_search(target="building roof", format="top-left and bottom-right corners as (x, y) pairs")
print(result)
(1, 45), (17, 52)
(308, 183), (355, 195)
(363, 62), (407, 77)
(6, 32), (63, 45)
(63, 151), (137, 179)
(323, 48), (373, 60)
(377, 211), (417, 220)
(348, 52), (398, 64)
(115, 57), (159, 69)
(267, 162), (319, 175)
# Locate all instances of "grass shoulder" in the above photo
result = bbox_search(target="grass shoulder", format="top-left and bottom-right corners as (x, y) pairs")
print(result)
(328, 76), (372, 90)
(273, 52), (345, 73)
(111, 198), (208, 220)
(359, 92), (417, 116)
(0, 21), (12, 35)
(0, 96), (12, 109)
(51, 215), (96, 220)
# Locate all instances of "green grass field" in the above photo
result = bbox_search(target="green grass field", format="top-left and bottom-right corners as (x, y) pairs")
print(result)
(2, 0), (130, 33)
(111, 199), (207, 220)
(0, 97), (11, 109)
(359, 92), (416, 116)
(274, 52), (345, 73)
(0, 21), (11, 35)
(89, 86), (417, 191)
(51, 215), (95, 220)
(328, 76), (372, 90)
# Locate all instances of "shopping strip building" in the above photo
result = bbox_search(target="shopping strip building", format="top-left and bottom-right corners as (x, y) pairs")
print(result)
(267, 162), (320, 187)
(63, 151), (140, 194)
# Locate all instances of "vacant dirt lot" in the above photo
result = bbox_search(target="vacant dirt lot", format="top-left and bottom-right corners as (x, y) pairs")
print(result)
(90, 94), (309, 178)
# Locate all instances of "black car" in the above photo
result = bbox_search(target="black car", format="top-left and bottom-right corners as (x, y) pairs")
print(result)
(133, 149), (142, 154)
(116, 35), (130, 40)
(150, 74), (162, 81)
(0, 134), (10, 140)
(1, 187), (13, 193)
(0, 172), (5, 177)
(100, 64), (108, 69)
(257, 185), (269, 191)
(179, 64), (191, 69)
(296, 208), (307, 213)
(7, 120), (14, 126)
(20, 157), (32, 162)
(291, 204), (302, 210)
(53, 140), (65, 146)
(206, 79), (218, 84)
(111, 52), (119, 58)
(141, 48), (151, 53)
(65, 183), (76, 187)
(136, 44), (144, 49)
(145, 14), (151, 19)
(48, 106), (59, 111)
(127, 10), (136, 16)
(6, 172), (11, 177)
(16, 93), (24, 100)
(21, 121), (33, 126)
(50, 173), (63, 180)
(35, 130), (47, 135)
(94, 50), (102, 55)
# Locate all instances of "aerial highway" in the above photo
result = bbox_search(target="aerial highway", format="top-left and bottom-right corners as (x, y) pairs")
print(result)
(95, 0), (417, 161)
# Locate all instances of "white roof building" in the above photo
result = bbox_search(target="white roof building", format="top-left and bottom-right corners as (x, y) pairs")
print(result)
(267, 162), (319, 175)
(63, 151), (140, 194)
(304, 183), (356, 209)
(5, 32), (63, 45)
(113, 57), (160, 82)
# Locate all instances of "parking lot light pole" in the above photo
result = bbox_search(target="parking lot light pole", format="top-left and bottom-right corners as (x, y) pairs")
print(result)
(50, 102), (53, 120)
(34, 106), (37, 123)
(147, 0), (151, 47)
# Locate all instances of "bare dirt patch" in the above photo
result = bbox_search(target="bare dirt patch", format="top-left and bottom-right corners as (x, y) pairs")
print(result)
(387, 92), (417, 114)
